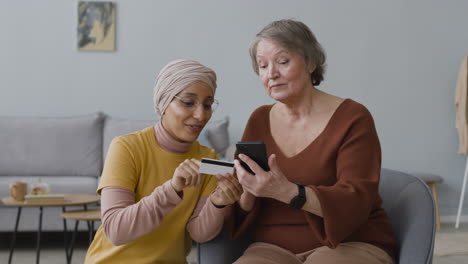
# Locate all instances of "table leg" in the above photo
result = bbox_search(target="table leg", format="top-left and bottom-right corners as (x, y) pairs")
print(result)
(83, 205), (93, 244)
(62, 206), (70, 262)
(8, 207), (22, 264)
(36, 206), (43, 264)
(91, 221), (95, 241)
(87, 220), (96, 245)
(67, 220), (80, 264)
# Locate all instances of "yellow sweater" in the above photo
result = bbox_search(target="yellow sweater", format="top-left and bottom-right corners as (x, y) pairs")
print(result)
(85, 127), (217, 263)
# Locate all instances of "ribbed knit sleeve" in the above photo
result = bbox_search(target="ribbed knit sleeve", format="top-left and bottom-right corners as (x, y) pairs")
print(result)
(307, 106), (382, 248)
(101, 181), (182, 246)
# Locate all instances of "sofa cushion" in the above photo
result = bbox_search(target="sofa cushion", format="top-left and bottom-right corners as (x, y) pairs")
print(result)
(103, 116), (230, 158)
(103, 117), (156, 159)
(0, 113), (104, 176)
(203, 116), (230, 156)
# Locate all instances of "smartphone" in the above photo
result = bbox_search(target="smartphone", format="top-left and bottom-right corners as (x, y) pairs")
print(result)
(235, 141), (270, 174)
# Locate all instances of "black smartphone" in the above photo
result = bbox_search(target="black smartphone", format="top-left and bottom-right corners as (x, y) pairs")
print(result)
(236, 141), (270, 174)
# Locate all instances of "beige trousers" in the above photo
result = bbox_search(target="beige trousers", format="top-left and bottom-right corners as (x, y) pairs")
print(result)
(233, 242), (394, 264)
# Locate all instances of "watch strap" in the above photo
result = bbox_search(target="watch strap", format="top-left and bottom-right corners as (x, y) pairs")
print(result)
(289, 183), (306, 210)
(297, 183), (305, 197)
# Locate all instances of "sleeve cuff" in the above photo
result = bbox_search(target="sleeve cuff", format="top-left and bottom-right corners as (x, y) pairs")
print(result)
(207, 195), (230, 215)
(161, 180), (183, 204)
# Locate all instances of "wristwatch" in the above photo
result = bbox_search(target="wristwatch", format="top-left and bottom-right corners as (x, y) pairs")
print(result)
(288, 183), (306, 210)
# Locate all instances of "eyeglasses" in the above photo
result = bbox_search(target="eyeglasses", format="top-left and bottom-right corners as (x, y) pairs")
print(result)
(173, 95), (219, 113)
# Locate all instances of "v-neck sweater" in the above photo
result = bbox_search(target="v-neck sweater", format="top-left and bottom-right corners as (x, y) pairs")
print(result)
(230, 99), (397, 260)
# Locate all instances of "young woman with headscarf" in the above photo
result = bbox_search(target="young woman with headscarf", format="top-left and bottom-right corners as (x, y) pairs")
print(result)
(85, 59), (242, 263)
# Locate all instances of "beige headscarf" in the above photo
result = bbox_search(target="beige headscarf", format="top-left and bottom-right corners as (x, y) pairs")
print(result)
(153, 59), (217, 116)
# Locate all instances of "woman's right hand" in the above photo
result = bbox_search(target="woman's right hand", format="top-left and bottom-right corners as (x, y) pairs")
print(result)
(210, 174), (243, 207)
(171, 159), (202, 192)
(239, 191), (256, 212)
(217, 172), (256, 211)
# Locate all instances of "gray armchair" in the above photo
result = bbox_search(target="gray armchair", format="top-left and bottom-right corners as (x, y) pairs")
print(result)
(198, 168), (436, 264)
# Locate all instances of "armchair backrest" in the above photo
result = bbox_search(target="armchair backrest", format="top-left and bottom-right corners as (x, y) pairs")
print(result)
(379, 168), (436, 264)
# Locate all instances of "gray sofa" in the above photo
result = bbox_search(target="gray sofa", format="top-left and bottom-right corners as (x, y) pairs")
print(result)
(0, 112), (230, 231)
(198, 169), (436, 264)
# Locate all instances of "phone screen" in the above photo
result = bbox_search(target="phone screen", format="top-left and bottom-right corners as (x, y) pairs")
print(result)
(236, 141), (270, 174)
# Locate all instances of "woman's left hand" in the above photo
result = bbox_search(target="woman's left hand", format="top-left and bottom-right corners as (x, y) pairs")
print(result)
(210, 173), (243, 207)
(234, 153), (296, 203)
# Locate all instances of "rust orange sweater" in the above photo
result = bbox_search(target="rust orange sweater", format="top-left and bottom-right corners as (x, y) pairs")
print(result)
(230, 99), (397, 260)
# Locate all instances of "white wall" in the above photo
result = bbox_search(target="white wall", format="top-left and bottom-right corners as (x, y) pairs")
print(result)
(1, 0), (468, 220)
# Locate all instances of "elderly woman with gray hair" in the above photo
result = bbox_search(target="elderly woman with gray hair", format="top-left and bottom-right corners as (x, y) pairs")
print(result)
(228, 19), (397, 264)
(85, 59), (242, 263)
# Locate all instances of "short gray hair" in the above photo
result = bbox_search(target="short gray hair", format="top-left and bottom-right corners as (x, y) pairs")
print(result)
(250, 19), (326, 86)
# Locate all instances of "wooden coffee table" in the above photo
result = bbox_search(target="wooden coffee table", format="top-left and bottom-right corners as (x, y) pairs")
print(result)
(1, 193), (100, 264)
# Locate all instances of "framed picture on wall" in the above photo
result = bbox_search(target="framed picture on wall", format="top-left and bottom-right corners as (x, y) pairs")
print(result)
(77, 1), (116, 51)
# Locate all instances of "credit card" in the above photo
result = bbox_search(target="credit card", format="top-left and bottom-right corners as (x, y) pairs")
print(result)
(200, 158), (235, 175)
